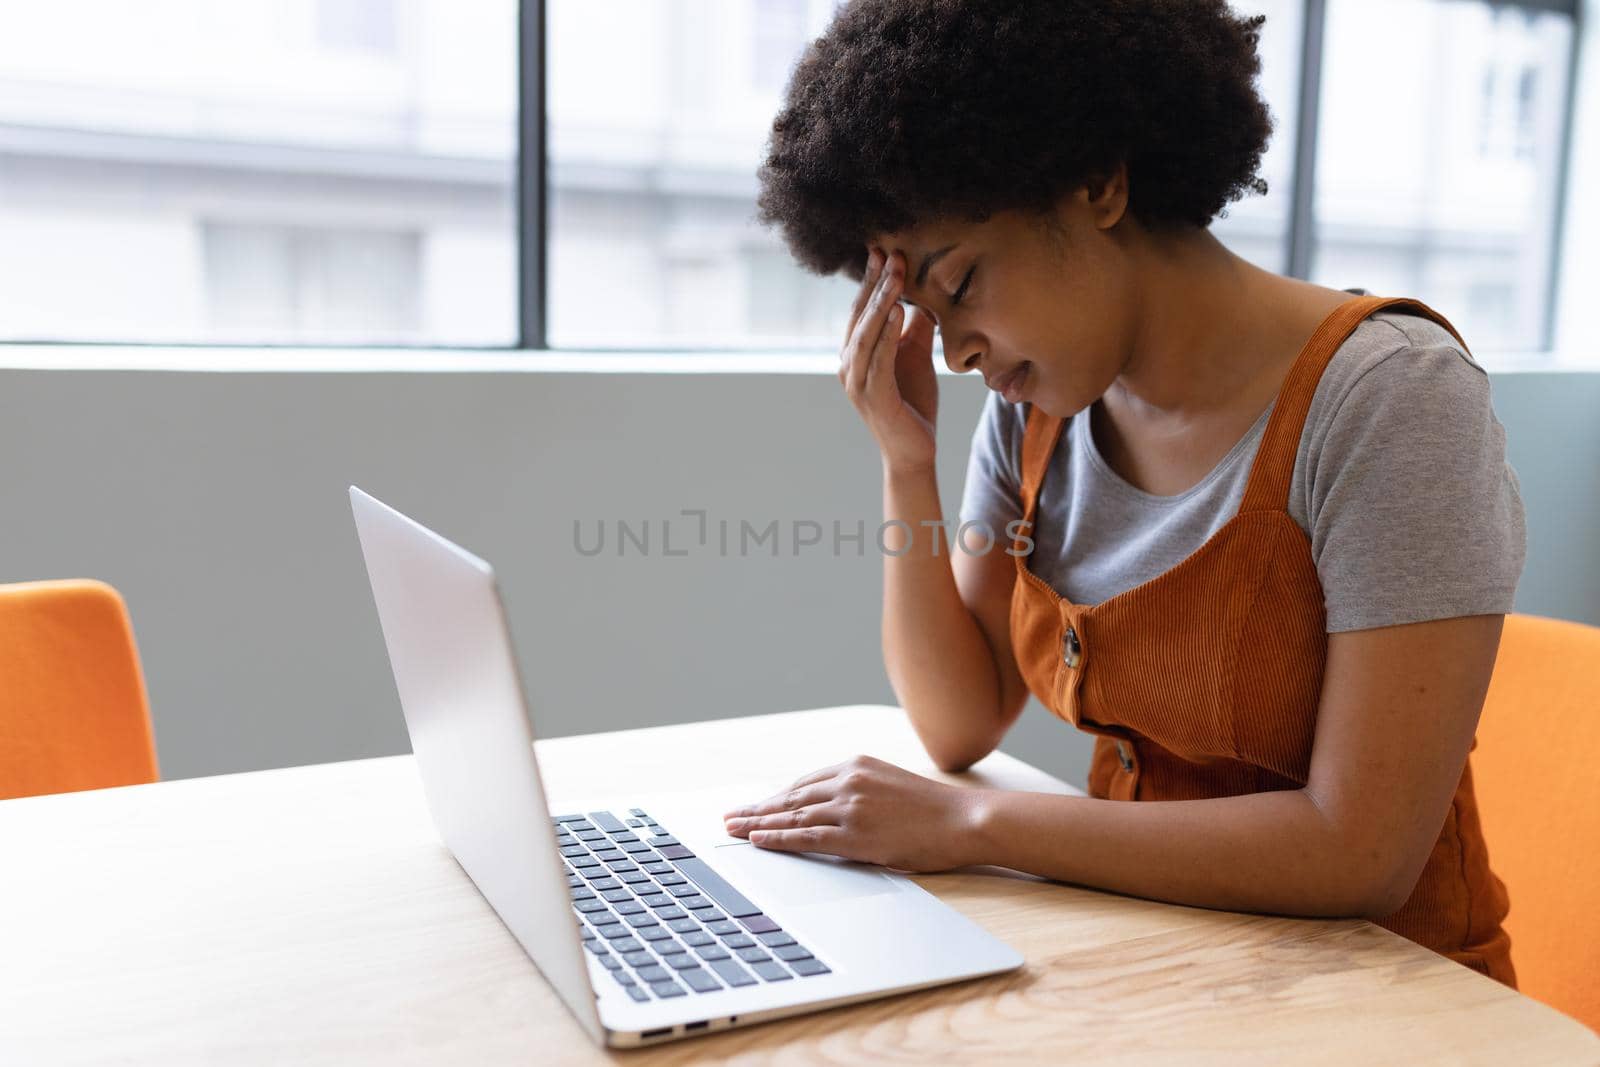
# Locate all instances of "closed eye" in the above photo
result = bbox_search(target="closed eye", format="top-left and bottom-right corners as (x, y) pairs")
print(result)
(951, 266), (974, 307)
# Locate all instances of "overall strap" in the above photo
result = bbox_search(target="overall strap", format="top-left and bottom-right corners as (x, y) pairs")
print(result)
(1237, 295), (1471, 514)
(1018, 405), (1067, 522)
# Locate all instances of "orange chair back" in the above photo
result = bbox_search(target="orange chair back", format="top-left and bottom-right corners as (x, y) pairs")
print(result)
(1473, 612), (1600, 1031)
(0, 579), (159, 800)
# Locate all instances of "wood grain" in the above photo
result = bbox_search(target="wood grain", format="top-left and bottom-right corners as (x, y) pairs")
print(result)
(0, 705), (1593, 1065)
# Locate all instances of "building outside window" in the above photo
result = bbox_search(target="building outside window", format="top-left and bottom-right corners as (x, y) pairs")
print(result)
(0, 0), (1584, 361)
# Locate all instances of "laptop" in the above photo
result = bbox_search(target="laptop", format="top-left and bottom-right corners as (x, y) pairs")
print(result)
(348, 486), (1024, 1047)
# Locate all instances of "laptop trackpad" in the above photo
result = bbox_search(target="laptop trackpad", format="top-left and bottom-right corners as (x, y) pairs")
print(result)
(711, 841), (901, 903)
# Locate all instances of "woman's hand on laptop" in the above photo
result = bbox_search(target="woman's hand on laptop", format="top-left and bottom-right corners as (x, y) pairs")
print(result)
(721, 754), (989, 873)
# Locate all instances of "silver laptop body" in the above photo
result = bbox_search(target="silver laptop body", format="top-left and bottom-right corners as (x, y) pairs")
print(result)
(348, 486), (1023, 1047)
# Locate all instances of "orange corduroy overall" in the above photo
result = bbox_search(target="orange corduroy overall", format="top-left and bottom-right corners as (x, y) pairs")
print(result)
(1008, 295), (1516, 986)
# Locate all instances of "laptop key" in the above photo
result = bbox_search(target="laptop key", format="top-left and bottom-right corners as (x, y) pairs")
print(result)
(570, 886), (594, 901)
(680, 967), (721, 994)
(741, 914), (781, 934)
(667, 917), (700, 933)
(656, 906), (687, 921)
(638, 926), (674, 943)
(613, 900), (645, 916)
(681, 930), (714, 947)
(705, 920), (740, 936)
(790, 957), (831, 977)
(625, 985), (650, 1003)
(574, 829), (604, 841)
(673, 858), (759, 919)
(721, 933), (755, 949)
(656, 872), (687, 886)
(656, 844), (695, 860)
(612, 968), (635, 985)
(660, 953), (698, 970)
(650, 980), (685, 999)
(620, 840), (653, 854)
(599, 954), (622, 971)
(624, 912), (659, 929)
(682, 897), (713, 911)
(618, 871), (652, 885)
(707, 958), (757, 988)
(773, 944), (813, 962)
(587, 877), (620, 890)
(646, 834), (679, 847)
(693, 943), (730, 962)
(736, 947), (771, 964)
(583, 939), (608, 955)
(571, 855), (602, 869)
(626, 817), (643, 826)
(628, 808), (647, 817)
(642, 861), (672, 875)
(758, 931), (796, 948)
(666, 884), (698, 899)
(601, 888), (632, 902)
(622, 950), (655, 967)
(643, 894), (674, 909)
(588, 811), (627, 833)
(554, 814), (588, 824)
(560, 844), (588, 857)
(612, 937), (644, 953)
(574, 898), (609, 914)
(611, 832), (639, 844)
(636, 965), (670, 983)
(751, 961), (792, 982)
(594, 849), (626, 862)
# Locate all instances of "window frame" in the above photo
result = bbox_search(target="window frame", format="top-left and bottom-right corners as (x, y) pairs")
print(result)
(0, 0), (1582, 353)
(1283, 0), (1582, 352)
(517, 0), (1581, 352)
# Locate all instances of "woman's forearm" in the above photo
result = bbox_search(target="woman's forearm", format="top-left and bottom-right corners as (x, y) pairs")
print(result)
(880, 462), (1008, 771)
(967, 786), (1396, 920)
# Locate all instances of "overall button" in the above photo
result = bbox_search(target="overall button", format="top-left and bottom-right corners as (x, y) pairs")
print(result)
(1114, 739), (1134, 773)
(1062, 626), (1082, 669)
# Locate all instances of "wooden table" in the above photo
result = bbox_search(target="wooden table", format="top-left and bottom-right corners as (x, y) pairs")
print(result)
(1, 705), (1594, 1065)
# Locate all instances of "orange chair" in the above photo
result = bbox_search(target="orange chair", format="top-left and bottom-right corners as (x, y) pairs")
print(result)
(1472, 612), (1600, 1032)
(0, 579), (159, 801)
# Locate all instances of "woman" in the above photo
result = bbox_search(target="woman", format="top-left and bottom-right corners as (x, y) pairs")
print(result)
(726, 0), (1526, 986)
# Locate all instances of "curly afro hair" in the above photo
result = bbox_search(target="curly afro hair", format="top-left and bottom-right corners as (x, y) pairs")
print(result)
(755, 0), (1274, 280)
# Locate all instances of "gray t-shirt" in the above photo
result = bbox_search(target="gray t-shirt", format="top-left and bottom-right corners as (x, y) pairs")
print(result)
(957, 299), (1527, 632)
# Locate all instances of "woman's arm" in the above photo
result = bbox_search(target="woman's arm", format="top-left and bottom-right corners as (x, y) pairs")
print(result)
(725, 614), (1504, 922)
(971, 614), (1502, 916)
(881, 464), (1031, 773)
(840, 245), (1030, 773)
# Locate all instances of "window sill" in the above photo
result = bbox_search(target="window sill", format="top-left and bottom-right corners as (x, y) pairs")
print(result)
(0, 344), (1593, 374)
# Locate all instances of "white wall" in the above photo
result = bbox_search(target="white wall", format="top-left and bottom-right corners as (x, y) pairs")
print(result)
(1, 362), (1595, 788)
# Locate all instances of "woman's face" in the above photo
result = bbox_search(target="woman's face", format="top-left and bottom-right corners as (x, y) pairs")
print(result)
(872, 188), (1141, 419)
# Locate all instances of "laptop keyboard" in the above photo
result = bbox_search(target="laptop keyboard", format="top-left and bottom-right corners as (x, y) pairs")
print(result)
(556, 808), (832, 1003)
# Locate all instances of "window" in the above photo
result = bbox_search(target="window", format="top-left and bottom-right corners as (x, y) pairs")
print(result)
(1311, 0), (1573, 351)
(0, 0), (1585, 359)
(1210, 0), (1303, 274)
(0, 0), (516, 346)
(203, 223), (423, 343)
(544, 0), (855, 350)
